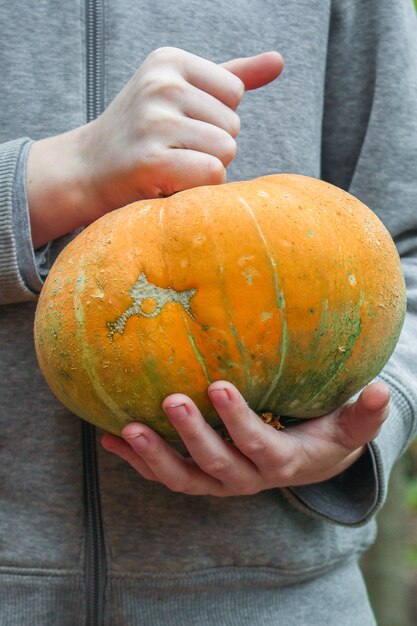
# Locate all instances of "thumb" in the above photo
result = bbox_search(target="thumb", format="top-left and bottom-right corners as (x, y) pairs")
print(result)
(221, 51), (284, 91)
(336, 381), (391, 451)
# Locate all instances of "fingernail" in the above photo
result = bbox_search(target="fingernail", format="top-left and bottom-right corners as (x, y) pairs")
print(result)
(166, 403), (189, 419)
(209, 388), (230, 406)
(123, 426), (144, 440)
(125, 432), (148, 451)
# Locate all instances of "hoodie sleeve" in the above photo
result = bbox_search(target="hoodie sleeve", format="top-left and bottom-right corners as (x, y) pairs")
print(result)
(283, 0), (417, 526)
(0, 138), (77, 305)
(0, 138), (41, 304)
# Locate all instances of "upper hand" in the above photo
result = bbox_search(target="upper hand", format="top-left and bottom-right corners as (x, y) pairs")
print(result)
(101, 380), (390, 497)
(28, 47), (283, 247)
(83, 47), (284, 211)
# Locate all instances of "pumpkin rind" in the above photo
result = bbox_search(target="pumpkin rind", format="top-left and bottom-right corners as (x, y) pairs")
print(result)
(34, 174), (407, 439)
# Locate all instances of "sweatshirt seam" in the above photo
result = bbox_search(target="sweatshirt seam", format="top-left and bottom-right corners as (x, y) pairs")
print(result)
(0, 560), (358, 582)
(106, 557), (360, 582)
(0, 567), (83, 579)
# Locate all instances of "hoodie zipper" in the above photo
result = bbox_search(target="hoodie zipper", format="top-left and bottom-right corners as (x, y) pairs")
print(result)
(86, 0), (105, 123)
(83, 1), (106, 625)
(82, 421), (107, 626)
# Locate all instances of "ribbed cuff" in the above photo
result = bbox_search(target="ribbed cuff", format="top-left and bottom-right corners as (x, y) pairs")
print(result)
(0, 137), (39, 304)
(282, 373), (416, 527)
(12, 139), (50, 295)
(282, 445), (379, 528)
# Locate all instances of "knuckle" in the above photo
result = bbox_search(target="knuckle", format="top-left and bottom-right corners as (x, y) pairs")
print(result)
(203, 456), (232, 477)
(205, 158), (226, 185)
(229, 77), (245, 108)
(156, 110), (182, 134)
(142, 75), (186, 102)
(239, 435), (268, 457)
(147, 46), (183, 65)
(183, 423), (206, 441)
(169, 479), (197, 495)
(135, 108), (179, 146)
(220, 136), (237, 166)
(228, 112), (241, 138)
(275, 462), (295, 485)
(143, 446), (163, 466)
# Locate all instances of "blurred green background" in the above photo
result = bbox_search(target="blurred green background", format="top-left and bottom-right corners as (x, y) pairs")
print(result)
(361, 442), (417, 625)
(359, 4), (417, 624)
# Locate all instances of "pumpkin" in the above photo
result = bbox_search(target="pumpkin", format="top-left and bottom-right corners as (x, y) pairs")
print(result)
(34, 174), (406, 440)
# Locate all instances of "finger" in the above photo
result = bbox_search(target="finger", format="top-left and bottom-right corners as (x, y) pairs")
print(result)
(183, 55), (246, 109)
(167, 117), (237, 166)
(336, 381), (391, 450)
(183, 85), (241, 137)
(120, 423), (224, 496)
(143, 149), (226, 198)
(221, 51), (284, 91)
(140, 48), (245, 111)
(140, 77), (240, 137)
(162, 394), (259, 492)
(101, 433), (158, 481)
(206, 381), (291, 471)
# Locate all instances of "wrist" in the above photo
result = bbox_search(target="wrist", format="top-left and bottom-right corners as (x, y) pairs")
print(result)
(27, 125), (100, 248)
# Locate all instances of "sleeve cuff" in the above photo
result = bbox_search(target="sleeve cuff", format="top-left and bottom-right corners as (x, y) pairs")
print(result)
(0, 137), (40, 304)
(281, 375), (416, 527)
(12, 140), (47, 295)
(1, 138), (81, 305)
(281, 446), (379, 527)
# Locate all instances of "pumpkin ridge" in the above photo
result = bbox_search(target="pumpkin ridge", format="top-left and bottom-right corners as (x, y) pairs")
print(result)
(161, 196), (213, 390)
(217, 262), (254, 396)
(207, 189), (254, 390)
(303, 290), (365, 411)
(73, 258), (131, 422)
(182, 313), (212, 385)
(234, 191), (289, 409)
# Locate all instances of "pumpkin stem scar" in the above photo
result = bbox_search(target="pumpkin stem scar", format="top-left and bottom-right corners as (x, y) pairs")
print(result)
(107, 272), (197, 341)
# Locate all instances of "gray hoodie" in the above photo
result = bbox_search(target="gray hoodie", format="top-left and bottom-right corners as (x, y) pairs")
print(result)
(0, 1), (416, 625)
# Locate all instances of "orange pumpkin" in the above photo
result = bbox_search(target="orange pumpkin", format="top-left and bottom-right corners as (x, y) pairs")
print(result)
(34, 174), (406, 439)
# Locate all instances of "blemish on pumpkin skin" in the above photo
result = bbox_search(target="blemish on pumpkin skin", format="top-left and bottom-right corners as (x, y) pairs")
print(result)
(261, 311), (273, 322)
(136, 204), (151, 217)
(238, 255), (255, 266)
(192, 233), (207, 246)
(107, 273), (197, 341)
(241, 266), (259, 285)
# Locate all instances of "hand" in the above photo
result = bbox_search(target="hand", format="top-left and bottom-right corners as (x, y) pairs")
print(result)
(101, 380), (390, 496)
(27, 47), (284, 247)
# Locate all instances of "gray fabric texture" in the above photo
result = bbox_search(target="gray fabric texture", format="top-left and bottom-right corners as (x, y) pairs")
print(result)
(1, 0), (416, 624)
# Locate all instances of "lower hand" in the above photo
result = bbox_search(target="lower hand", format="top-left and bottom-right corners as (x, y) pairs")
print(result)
(101, 380), (390, 496)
